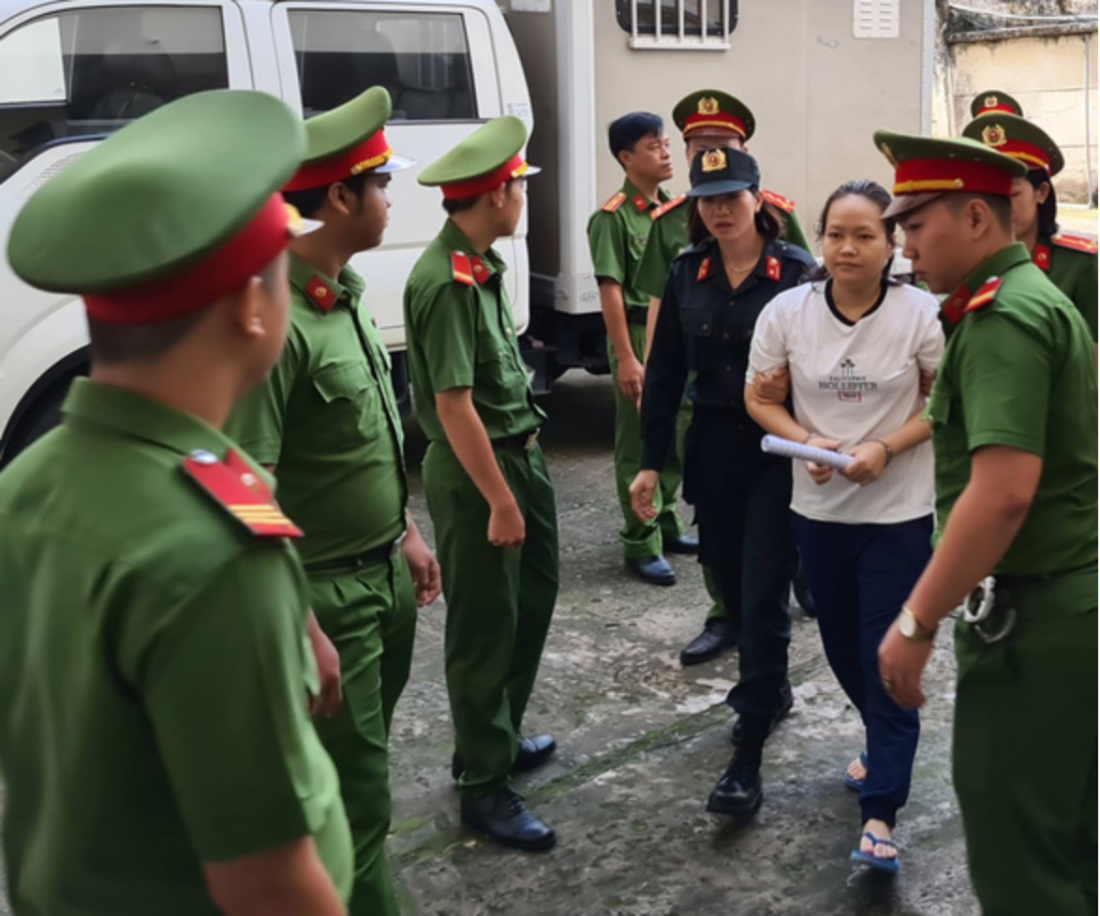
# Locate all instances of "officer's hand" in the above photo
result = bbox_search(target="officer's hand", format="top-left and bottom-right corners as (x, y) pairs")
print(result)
(919, 369), (936, 398)
(842, 441), (888, 486)
(878, 620), (931, 710)
(489, 499), (526, 549)
(401, 527), (442, 606)
(629, 470), (659, 523)
(804, 437), (841, 486)
(617, 355), (645, 409)
(752, 367), (790, 405)
(307, 620), (342, 719)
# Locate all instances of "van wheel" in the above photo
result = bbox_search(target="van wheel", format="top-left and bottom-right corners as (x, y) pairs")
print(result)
(5, 378), (73, 461)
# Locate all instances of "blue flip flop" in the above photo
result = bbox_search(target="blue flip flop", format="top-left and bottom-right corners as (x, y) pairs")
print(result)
(850, 832), (900, 875)
(844, 752), (868, 792)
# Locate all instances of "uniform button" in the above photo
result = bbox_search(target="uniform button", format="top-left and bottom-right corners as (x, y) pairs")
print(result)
(724, 366), (733, 372)
(190, 449), (218, 465)
(722, 332), (730, 340)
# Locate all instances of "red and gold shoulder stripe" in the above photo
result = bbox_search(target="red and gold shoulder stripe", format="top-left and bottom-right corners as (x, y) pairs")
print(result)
(964, 276), (1002, 314)
(602, 192), (627, 213)
(451, 252), (475, 286)
(761, 189), (796, 213)
(652, 195), (687, 221)
(1051, 234), (1098, 255)
(183, 449), (302, 539)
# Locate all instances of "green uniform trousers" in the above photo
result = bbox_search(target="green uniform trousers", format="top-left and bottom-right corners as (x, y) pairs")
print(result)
(423, 440), (559, 801)
(953, 569), (1097, 916)
(310, 554), (417, 916)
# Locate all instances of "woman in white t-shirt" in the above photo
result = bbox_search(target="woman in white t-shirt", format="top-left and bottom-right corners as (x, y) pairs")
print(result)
(745, 180), (944, 875)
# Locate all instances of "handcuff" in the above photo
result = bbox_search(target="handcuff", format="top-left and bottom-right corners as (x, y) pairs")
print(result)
(959, 576), (1016, 644)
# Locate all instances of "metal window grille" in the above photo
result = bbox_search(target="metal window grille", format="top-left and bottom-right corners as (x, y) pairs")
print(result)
(616, 0), (738, 51)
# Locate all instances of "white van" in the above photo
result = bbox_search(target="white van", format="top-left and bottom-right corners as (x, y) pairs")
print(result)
(0, 0), (533, 462)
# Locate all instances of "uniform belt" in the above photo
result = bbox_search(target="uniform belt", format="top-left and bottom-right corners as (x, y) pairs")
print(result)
(626, 308), (649, 327)
(304, 534), (404, 574)
(492, 428), (542, 451)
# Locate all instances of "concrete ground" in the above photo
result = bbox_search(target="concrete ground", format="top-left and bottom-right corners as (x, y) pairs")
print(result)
(0, 370), (979, 916)
(386, 371), (978, 916)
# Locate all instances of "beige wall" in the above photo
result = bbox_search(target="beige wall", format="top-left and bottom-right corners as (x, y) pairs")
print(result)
(589, 0), (927, 252)
(933, 31), (1099, 204)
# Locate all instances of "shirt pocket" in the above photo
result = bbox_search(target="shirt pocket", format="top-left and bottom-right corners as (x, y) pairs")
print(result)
(681, 307), (717, 372)
(312, 360), (382, 446)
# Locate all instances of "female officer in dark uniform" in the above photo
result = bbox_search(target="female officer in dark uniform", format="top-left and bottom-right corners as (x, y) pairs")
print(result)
(631, 149), (814, 816)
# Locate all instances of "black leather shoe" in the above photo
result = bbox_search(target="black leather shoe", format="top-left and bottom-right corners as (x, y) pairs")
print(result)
(730, 687), (794, 745)
(626, 555), (676, 586)
(664, 532), (700, 556)
(706, 749), (764, 817)
(461, 788), (557, 851)
(679, 618), (736, 666)
(451, 734), (557, 780)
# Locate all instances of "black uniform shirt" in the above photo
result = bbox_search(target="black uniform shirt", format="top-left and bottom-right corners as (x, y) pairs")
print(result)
(641, 237), (814, 470)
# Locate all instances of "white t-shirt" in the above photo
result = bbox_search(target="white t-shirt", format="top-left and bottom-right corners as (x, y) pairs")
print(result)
(749, 280), (944, 524)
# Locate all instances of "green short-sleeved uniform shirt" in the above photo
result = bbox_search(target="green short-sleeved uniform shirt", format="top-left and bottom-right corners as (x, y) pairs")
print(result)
(1036, 234), (1099, 342)
(634, 193), (811, 301)
(0, 380), (352, 916)
(586, 179), (671, 311)
(927, 243), (1099, 575)
(404, 219), (546, 442)
(227, 255), (407, 565)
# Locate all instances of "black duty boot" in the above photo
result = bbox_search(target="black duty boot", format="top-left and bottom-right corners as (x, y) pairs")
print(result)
(461, 787), (557, 851)
(451, 733), (557, 780)
(707, 720), (767, 817)
(679, 617), (736, 666)
(626, 555), (677, 586)
(664, 532), (700, 555)
(731, 684), (793, 745)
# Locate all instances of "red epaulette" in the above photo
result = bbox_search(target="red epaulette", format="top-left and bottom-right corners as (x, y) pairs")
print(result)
(761, 189), (796, 213)
(451, 252), (475, 286)
(766, 257), (781, 281)
(652, 195), (687, 221)
(964, 276), (1002, 314)
(1051, 234), (1099, 255)
(602, 192), (627, 213)
(182, 449), (302, 539)
(304, 275), (336, 312)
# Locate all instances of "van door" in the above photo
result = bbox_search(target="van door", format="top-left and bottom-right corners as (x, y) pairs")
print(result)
(0, 0), (252, 457)
(269, 2), (528, 350)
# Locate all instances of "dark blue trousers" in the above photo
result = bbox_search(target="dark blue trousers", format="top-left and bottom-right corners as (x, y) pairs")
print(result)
(793, 513), (933, 827)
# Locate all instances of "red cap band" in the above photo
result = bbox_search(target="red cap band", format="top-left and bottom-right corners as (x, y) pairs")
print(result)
(979, 104), (1017, 115)
(893, 158), (1013, 198)
(284, 132), (394, 192)
(83, 193), (291, 325)
(682, 112), (747, 139)
(997, 139), (1052, 174)
(441, 155), (528, 200)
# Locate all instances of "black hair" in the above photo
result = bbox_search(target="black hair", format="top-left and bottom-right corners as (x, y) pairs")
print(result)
(686, 193), (783, 246)
(608, 112), (664, 166)
(87, 258), (284, 366)
(283, 172), (373, 220)
(942, 192), (1013, 234)
(1027, 168), (1060, 237)
(808, 179), (898, 284)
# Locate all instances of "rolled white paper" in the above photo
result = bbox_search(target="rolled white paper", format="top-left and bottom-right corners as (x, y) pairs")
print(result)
(760, 435), (855, 471)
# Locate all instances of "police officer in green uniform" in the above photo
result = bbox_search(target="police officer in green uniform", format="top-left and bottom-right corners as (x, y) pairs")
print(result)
(586, 112), (697, 587)
(0, 90), (353, 915)
(635, 90), (813, 665)
(226, 87), (439, 916)
(404, 117), (559, 851)
(875, 131), (1097, 914)
(962, 111), (1098, 340)
(969, 89), (1024, 119)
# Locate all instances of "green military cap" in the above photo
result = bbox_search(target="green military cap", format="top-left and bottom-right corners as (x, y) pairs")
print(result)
(285, 86), (413, 192)
(672, 90), (755, 142)
(970, 90), (1024, 119)
(873, 129), (1026, 218)
(8, 90), (305, 324)
(685, 148), (760, 198)
(961, 112), (1064, 177)
(418, 116), (539, 199)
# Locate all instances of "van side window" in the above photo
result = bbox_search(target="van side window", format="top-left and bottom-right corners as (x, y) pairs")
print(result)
(289, 10), (476, 121)
(0, 7), (228, 183)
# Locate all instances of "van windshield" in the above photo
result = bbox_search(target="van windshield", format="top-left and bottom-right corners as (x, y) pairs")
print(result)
(0, 6), (229, 184)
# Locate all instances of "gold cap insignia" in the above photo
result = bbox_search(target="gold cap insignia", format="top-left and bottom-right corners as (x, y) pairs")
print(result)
(698, 96), (720, 116)
(981, 123), (1007, 148)
(701, 149), (727, 173)
(880, 143), (898, 168)
(984, 95), (999, 109)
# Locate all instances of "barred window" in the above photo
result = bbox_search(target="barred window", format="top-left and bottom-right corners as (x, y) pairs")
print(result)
(615, 0), (738, 49)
